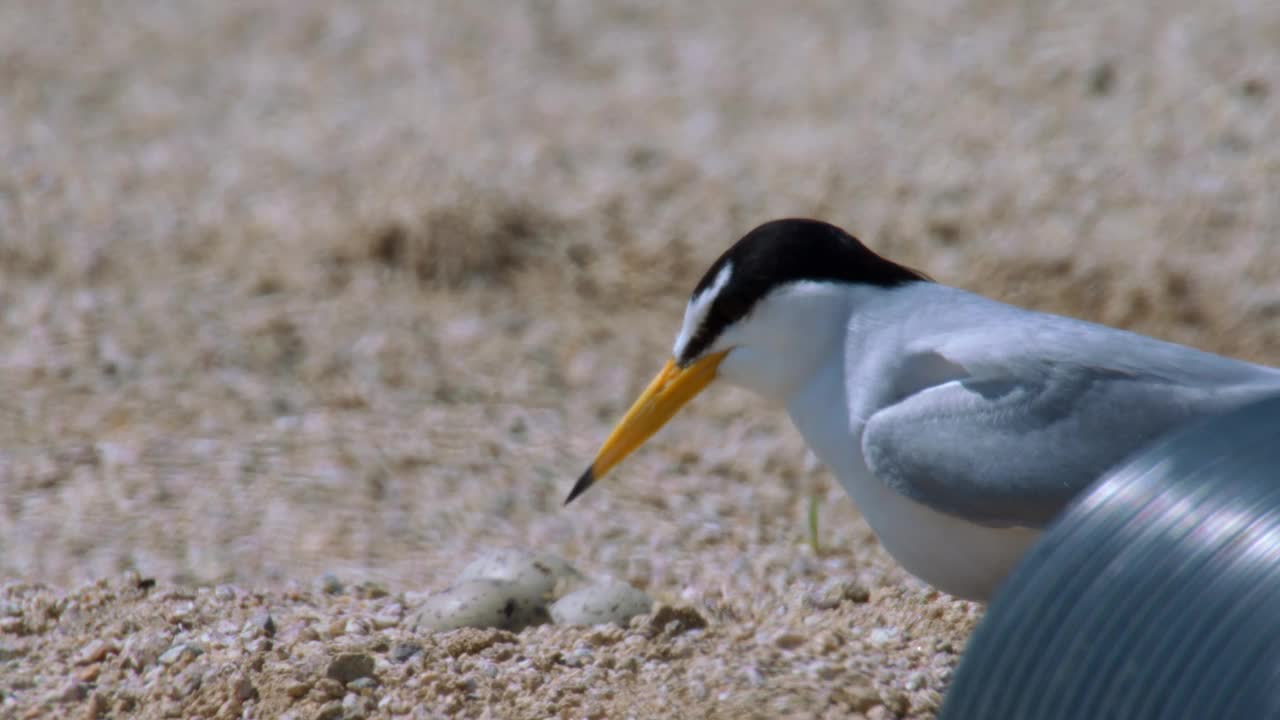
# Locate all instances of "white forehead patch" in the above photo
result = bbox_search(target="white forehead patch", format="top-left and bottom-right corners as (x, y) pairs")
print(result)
(672, 262), (733, 359)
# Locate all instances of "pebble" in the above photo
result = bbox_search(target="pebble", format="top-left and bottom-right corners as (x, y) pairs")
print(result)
(74, 639), (117, 665)
(344, 618), (371, 636)
(353, 581), (389, 599)
(233, 674), (258, 703)
(868, 628), (898, 646)
(411, 579), (550, 633)
(85, 691), (109, 718)
(342, 692), (367, 719)
(158, 643), (203, 666)
(643, 605), (707, 637)
(390, 642), (422, 663)
(318, 573), (344, 595)
(835, 673), (883, 713)
(550, 580), (653, 627)
(55, 680), (89, 703)
(247, 611), (277, 638)
(772, 632), (806, 650)
(805, 579), (871, 610)
(285, 680), (313, 699)
(372, 603), (403, 630)
(439, 628), (517, 657)
(326, 653), (376, 684)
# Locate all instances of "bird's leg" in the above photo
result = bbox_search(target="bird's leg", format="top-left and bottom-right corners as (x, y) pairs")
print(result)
(804, 449), (824, 555)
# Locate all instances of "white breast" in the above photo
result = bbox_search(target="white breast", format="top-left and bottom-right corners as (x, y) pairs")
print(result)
(787, 355), (1039, 601)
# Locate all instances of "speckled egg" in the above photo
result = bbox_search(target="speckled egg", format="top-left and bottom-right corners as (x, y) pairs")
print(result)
(456, 549), (584, 603)
(550, 580), (653, 627)
(411, 578), (550, 633)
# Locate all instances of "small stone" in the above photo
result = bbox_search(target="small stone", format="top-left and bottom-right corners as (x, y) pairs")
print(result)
(868, 628), (898, 646)
(326, 653), (375, 684)
(85, 691), (109, 719)
(644, 604), (707, 637)
(344, 618), (371, 636)
(318, 573), (344, 595)
(806, 579), (870, 610)
(57, 680), (90, 703)
(170, 666), (203, 699)
(76, 664), (101, 682)
(882, 689), (910, 715)
(1088, 61), (1116, 96)
(158, 643), (203, 666)
(0, 642), (26, 661)
(74, 639), (118, 665)
(354, 581), (389, 599)
(314, 701), (344, 720)
(314, 678), (345, 699)
(233, 674), (258, 703)
(167, 601), (196, 623)
(440, 628), (517, 658)
(348, 677), (377, 690)
(390, 642), (422, 663)
(379, 696), (411, 714)
(342, 691), (367, 719)
(1242, 77), (1269, 99)
(372, 604), (403, 629)
(285, 680), (314, 699)
(1, 616), (24, 633)
(249, 611), (277, 637)
(834, 673), (882, 712)
(773, 633), (806, 650)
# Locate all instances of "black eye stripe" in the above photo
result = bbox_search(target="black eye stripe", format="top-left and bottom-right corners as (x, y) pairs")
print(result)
(676, 218), (927, 365)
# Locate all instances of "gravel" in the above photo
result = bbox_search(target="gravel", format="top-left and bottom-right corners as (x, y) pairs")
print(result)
(2, 1), (1279, 718)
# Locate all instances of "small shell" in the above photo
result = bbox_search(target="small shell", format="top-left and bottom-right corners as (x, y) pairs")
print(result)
(456, 549), (584, 603)
(411, 579), (550, 633)
(550, 580), (653, 627)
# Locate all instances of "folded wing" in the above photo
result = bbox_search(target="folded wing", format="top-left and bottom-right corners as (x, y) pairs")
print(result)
(863, 340), (1280, 528)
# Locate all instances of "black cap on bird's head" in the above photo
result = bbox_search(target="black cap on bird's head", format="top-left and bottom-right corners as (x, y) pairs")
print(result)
(566, 218), (928, 504)
(676, 219), (929, 365)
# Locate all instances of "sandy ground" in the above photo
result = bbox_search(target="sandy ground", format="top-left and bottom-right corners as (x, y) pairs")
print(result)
(1, 1), (1278, 717)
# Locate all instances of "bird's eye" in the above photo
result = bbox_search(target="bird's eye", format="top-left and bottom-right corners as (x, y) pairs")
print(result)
(710, 294), (749, 326)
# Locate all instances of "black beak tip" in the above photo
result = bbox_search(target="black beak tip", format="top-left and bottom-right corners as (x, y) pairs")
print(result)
(564, 467), (595, 506)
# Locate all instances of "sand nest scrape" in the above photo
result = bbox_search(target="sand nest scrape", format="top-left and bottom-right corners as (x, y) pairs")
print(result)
(2, 1), (1279, 718)
(1, 570), (974, 719)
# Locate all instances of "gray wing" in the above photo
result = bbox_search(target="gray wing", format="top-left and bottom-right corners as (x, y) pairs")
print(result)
(862, 342), (1280, 529)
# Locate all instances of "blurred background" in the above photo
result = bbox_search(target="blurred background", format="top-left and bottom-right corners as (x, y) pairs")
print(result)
(2, 1), (1278, 594)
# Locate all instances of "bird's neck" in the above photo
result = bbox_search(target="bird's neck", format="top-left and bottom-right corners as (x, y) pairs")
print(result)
(717, 282), (887, 406)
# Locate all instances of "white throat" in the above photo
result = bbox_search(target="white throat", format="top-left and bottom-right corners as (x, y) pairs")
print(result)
(707, 282), (857, 406)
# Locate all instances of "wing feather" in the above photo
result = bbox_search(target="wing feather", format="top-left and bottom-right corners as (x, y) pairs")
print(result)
(863, 338), (1280, 528)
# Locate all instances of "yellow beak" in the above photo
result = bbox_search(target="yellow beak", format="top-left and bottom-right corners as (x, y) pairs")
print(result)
(565, 350), (728, 504)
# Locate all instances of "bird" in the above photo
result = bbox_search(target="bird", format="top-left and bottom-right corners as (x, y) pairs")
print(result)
(564, 218), (1280, 601)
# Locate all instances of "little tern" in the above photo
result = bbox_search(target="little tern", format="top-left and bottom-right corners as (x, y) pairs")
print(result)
(566, 218), (1280, 601)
